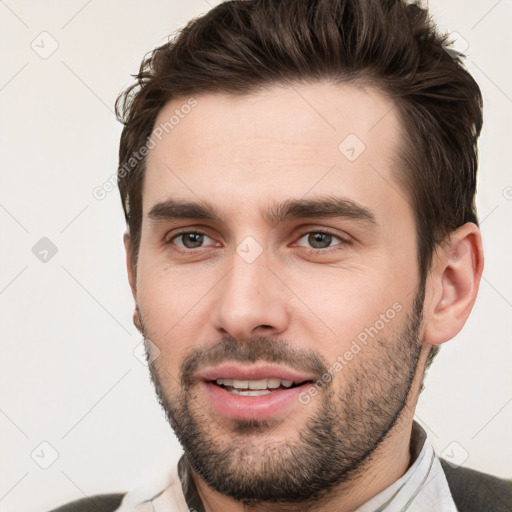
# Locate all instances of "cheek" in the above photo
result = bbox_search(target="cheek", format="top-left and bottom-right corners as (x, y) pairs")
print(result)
(287, 265), (409, 353)
(137, 250), (209, 316)
(135, 264), (207, 360)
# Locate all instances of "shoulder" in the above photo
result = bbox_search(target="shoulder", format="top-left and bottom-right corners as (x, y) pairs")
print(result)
(441, 459), (512, 512)
(48, 493), (125, 512)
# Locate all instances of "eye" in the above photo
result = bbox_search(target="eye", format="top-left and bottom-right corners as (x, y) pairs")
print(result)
(169, 231), (216, 249)
(295, 231), (345, 250)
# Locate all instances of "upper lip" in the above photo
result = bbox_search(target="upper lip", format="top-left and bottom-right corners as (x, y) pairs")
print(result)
(197, 363), (316, 383)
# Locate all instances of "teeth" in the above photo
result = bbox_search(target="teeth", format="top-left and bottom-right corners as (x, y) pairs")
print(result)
(267, 378), (281, 389)
(215, 378), (297, 390)
(228, 389), (271, 396)
(217, 379), (233, 387)
(248, 379), (268, 390)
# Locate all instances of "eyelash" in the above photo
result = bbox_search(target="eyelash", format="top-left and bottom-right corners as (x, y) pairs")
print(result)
(295, 231), (350, 255)
(166, 229), (350, 255)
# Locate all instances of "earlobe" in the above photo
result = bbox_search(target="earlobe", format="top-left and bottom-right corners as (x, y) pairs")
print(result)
(133, 306), (143, 333)
(124, 232), (142, 333)
(123, 231), (137, 299)
(423, 223), (484, 346)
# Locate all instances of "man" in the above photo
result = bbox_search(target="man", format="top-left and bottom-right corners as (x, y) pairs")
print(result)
(51, 0), (511, 510)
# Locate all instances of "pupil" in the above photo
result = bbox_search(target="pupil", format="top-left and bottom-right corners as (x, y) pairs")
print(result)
(183, 233), (203, 248)
(308, 232), (331, 249)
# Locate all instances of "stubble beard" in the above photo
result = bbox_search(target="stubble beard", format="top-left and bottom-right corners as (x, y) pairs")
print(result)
(142, 287), (425, 506)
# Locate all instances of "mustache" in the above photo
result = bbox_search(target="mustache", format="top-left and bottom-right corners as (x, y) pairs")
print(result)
(179, 336), (330, 389)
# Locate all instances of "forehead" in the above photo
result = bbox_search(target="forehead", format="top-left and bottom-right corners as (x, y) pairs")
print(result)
(143, 81), (408, 223)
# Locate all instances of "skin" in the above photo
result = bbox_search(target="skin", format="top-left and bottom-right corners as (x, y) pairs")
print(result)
(124, 81), (484, 512)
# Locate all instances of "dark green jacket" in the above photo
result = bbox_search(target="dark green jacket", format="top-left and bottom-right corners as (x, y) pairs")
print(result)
(49, 461), (512, 512)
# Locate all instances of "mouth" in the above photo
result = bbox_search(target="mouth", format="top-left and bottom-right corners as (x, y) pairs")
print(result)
(197, 363), (316, 421)
(212, 377), (307, 396)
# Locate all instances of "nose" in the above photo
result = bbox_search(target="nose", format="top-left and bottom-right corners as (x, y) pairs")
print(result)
(212, 253), (289, 340)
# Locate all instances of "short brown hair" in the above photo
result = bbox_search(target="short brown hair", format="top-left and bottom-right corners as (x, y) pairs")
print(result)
(116, 0), (482, 283)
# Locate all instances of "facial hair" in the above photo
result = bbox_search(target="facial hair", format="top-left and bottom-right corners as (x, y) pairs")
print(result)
(141, 286), (425, 506)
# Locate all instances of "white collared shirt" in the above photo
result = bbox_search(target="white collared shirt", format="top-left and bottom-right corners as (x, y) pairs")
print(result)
(357, 434), (457, 511)
(115, 422), (458, 512)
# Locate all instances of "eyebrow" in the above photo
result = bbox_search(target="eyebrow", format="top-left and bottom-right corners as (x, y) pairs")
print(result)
(147, 196), (376, 226)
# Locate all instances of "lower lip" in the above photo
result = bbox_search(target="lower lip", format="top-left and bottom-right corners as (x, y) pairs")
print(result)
(201, 381), (311, 421)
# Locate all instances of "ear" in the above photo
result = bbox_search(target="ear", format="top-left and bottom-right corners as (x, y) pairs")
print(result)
(423, 223), (484, 346)
(123, 232), (142, 333)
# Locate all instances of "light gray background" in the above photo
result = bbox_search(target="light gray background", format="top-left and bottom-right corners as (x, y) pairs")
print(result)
(1, 1), (511, 511)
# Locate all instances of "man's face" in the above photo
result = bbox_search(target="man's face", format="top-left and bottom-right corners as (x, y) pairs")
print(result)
(130, 82), (428, 503)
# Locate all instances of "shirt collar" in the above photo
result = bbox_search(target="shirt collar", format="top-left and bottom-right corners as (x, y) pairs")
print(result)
(356, 421), (450, 511)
